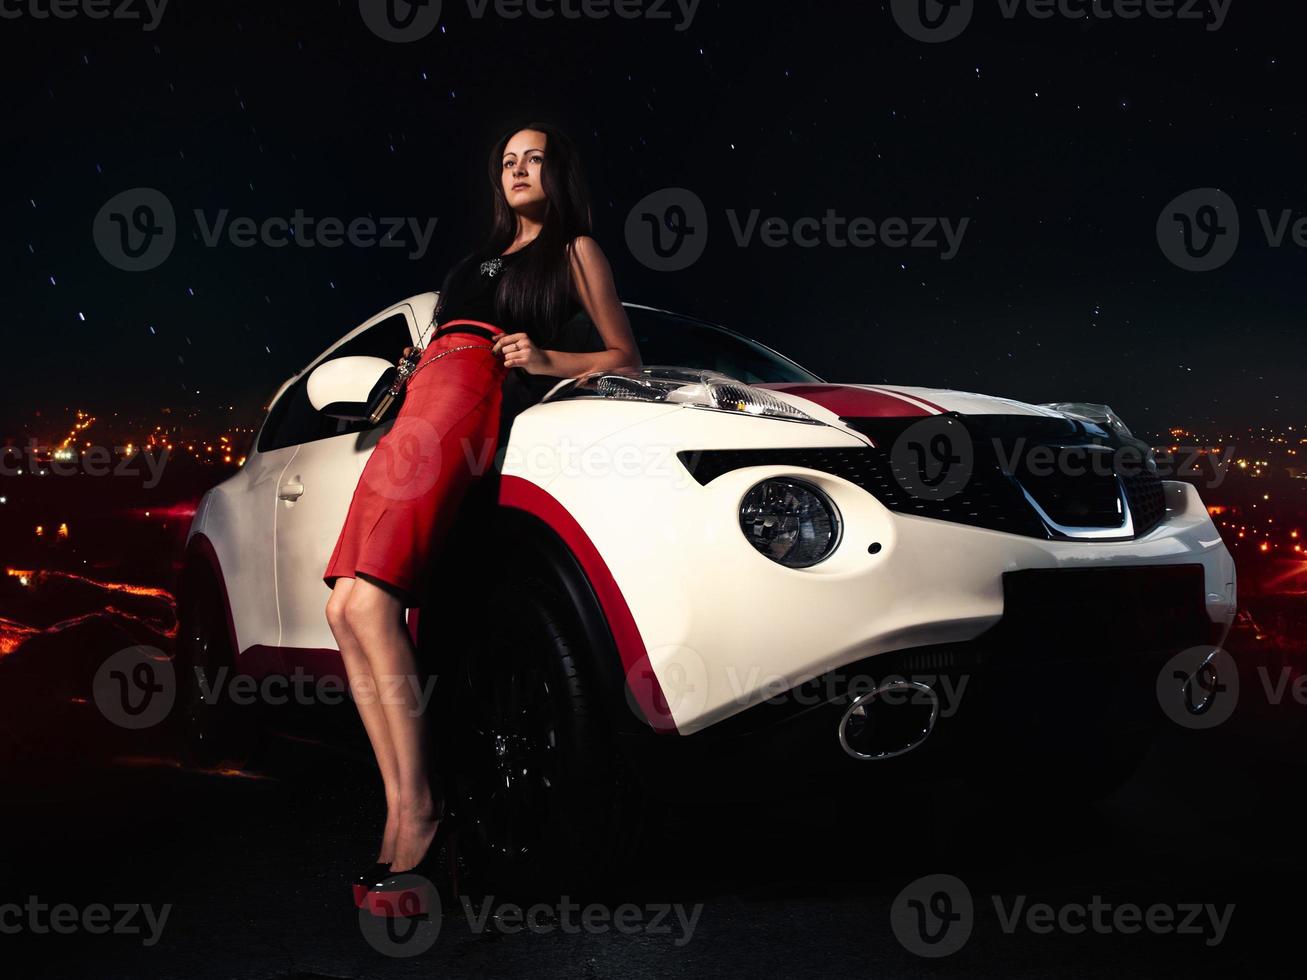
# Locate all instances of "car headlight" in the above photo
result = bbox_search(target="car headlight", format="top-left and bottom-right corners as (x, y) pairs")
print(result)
(1041, 401), (1158, 473)
(555, 366), (822, 424)
(1041, 402), (1134, 439)
(739, 478), (842, 568)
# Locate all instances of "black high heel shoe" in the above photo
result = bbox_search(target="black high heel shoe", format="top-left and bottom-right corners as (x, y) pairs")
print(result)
(352, 862), (391, 908)
(364, 807), (461, 918)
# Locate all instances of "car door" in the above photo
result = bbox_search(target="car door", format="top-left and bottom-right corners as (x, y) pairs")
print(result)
(272, 305), (421, 654)
(213, 380), (303, 661)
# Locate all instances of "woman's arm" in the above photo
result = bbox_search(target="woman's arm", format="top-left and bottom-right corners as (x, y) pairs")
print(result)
(492, 236), (642, 377)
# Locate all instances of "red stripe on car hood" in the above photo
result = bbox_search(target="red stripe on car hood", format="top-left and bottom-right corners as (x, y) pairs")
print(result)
(754, 383), (937, 417)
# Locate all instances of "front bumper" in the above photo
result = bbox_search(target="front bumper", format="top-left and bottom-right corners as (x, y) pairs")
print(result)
(620, 562), (1217, 799)
(509, 403), (1236, 737)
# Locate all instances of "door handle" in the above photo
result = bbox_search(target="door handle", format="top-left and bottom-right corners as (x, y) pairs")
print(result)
(278, 480), (305, 501)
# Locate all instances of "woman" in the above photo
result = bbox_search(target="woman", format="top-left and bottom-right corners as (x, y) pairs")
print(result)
(322, 122), (640, 914)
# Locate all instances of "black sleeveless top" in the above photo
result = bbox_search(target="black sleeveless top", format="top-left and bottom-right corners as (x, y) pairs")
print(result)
(436, 241), (537, 329)
(435, 239), (602, 445)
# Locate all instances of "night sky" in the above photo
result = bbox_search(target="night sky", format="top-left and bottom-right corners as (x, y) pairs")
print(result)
(2, 0), (1304, 433)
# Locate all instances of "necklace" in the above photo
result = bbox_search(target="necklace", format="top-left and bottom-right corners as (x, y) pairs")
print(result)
(480, 237), (537, 278)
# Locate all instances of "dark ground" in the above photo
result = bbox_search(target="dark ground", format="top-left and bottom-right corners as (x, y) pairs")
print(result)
(1, 460), (1304, 977)
(1, 598), (1304, 978)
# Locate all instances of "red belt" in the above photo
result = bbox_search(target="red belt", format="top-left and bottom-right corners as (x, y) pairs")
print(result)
(432, 319), (505, 343)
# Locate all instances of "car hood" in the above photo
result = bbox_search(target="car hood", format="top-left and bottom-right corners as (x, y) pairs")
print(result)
(753, 382), (1070, 421)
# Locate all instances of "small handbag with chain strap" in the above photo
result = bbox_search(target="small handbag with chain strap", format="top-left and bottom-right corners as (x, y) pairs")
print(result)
(365, 296), (502, 424)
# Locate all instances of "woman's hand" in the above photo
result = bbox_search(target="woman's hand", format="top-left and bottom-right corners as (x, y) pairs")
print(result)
(492, 332), (553, 374)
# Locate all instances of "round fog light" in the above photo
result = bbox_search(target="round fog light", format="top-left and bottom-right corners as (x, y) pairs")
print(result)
(739, 477), (841, 568)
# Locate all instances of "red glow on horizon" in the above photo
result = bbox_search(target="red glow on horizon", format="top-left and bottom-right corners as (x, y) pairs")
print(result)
(123, 501), (199, 522)
(0, 617), (40, 657)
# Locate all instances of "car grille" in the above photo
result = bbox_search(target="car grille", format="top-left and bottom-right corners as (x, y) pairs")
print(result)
(677, 414), (1169, 541)
(1121, 470), (1167, 536)
(1011, 450), (1126, 528)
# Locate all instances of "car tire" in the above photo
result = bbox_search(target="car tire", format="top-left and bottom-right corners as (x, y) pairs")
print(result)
(173, 570), (260, 770)
(433, 570), (648, 898)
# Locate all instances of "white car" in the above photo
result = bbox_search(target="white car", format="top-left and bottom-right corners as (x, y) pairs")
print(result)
(178, 291), (1237, 890)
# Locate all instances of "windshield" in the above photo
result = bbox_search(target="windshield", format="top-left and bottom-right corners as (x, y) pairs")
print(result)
(563, 306), (822, 385)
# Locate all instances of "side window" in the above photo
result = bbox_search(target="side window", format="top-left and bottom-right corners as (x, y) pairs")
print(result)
(624, 308), (818, 383)
(257, 313), (414, 453)
(321, 312), (414, 363)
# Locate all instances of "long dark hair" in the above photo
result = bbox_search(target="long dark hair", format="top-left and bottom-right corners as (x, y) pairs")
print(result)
(481, 121), (593, 343)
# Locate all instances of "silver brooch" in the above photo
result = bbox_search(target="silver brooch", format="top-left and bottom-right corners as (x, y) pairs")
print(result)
(479, 256), (504, 278)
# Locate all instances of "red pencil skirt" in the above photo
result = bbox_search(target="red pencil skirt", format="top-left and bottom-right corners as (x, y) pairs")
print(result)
(323, 320), (509, 605)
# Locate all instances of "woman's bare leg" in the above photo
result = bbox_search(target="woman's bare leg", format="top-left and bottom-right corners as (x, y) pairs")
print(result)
(342, 573), (440, 873)
(325, 576), (401, 865)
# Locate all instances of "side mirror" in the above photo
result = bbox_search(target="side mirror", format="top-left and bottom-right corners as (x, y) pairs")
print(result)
(306, 355), (392, 422)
